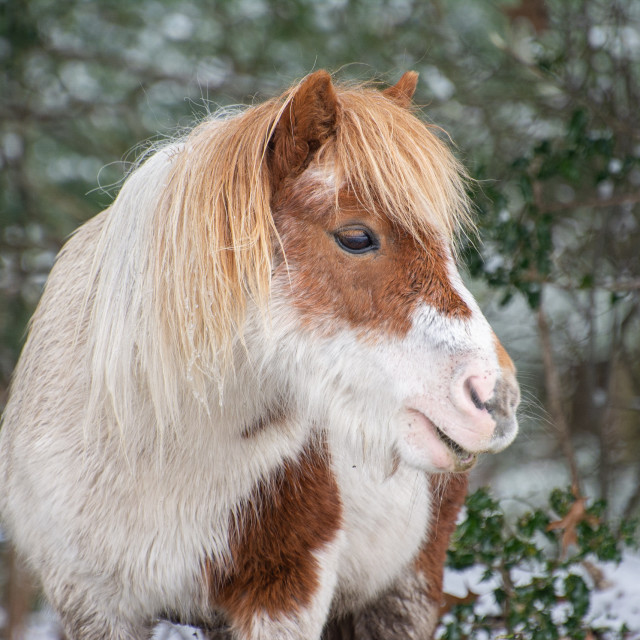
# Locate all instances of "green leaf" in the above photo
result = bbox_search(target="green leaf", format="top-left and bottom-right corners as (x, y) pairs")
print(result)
(564, 574), (590, 618)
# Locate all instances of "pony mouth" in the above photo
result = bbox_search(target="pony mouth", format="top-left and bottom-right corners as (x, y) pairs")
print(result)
(433, 426), (477, 468)
(405, 408), (479, 471)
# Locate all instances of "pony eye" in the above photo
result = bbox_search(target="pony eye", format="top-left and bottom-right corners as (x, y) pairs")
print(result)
(334, 228), (378, 254)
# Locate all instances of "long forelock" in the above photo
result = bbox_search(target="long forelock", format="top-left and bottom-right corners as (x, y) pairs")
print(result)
(320, 86), (473, 249)
(153, 95), (293, 380)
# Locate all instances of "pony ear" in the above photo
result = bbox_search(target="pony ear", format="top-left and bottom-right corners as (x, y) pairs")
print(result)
(383, 71), (419, 107)
(269, 70), (338, 189)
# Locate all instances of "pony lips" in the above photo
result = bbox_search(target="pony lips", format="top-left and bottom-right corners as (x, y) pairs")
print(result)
(405, 408), (478, 471)
(432, 424), (477, 467)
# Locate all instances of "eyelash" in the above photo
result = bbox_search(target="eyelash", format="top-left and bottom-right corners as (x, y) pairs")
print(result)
(333, 227), (379, 254)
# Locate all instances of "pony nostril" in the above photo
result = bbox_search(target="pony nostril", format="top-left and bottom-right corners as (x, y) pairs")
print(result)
(465, 378), (487, 412)
(455, 370), (497, 418)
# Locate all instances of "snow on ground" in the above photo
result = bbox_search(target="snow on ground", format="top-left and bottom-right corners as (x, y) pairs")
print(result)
(442, 550), (640, 638)
(5, 551), (639, 639)
(7, 612), (208, 640)
(589, 552), (640, 635)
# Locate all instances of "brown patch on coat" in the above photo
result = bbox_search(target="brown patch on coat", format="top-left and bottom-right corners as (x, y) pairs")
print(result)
(415, 473), (469, 604)
(206, 437), (342, 633)
(272, 186), (471, 339)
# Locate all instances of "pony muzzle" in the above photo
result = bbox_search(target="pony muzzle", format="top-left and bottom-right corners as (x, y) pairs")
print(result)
(402, 361), (520, 473)
(449, 354), (520, 449)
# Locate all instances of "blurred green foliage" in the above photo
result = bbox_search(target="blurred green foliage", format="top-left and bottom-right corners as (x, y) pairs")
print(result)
(442, 487), (638, 639)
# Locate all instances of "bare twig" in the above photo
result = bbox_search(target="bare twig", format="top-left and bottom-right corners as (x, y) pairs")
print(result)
(499, 560), (515, 634)
(537, 295), (582, 493)
(622, 483), (640, 523)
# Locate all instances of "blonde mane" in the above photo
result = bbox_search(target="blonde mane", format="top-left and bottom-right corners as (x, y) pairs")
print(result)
(86, 74), (472, 434)
(154, 76), (472, 370)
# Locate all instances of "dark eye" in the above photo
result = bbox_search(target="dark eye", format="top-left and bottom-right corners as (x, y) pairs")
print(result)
(334, 227), (379, 254)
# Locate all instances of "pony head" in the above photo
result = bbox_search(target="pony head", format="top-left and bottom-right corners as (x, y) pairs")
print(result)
(150, 70), (519, 472)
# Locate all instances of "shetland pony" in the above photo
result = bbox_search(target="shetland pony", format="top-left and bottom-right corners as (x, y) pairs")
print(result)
(0, 71), (519, 640)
